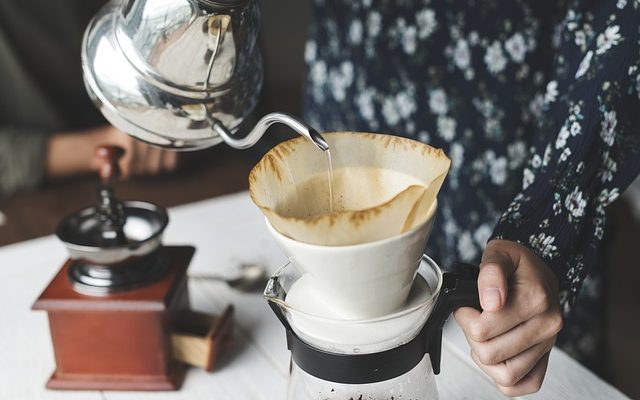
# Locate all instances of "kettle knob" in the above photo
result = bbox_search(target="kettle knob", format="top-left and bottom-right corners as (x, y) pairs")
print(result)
(95, 145), (125, 184)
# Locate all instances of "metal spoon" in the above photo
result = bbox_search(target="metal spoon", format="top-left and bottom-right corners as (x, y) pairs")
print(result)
(189, 263), (268, 292)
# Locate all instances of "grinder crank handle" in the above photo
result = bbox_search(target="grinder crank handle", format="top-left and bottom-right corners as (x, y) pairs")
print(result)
(424, 262), (482, 375)
(95, 144), (125, 186)
(93, 144), (127, 243)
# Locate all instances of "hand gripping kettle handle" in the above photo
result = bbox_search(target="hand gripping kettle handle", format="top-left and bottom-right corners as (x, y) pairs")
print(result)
(424, 262), (481, 375)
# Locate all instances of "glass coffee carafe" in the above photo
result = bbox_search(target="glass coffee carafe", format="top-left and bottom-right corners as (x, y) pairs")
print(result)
(249, 131), (480, 399)
(265, 256), (480, 400)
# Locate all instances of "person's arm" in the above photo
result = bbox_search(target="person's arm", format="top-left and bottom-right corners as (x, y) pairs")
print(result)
(0, 124), (179, 197)
(491, 18), (640, 314)
(0, 126), (49, 195)
(46, 126), (178, 180)
(456, 6), (640, 396)
(46, 126), (118, 178)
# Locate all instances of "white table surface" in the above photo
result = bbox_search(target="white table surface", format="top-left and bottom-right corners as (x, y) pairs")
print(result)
(0, 192), (627, 400)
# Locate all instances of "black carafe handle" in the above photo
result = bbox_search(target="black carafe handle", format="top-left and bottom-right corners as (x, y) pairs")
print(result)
(424, 262), (481, 374)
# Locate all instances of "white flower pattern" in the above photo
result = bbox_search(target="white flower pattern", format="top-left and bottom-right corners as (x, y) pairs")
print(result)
(575, 50), (593, 79)
(596, 25), (621, 55)
(454, 39), (471, 70)
(505, 33), (527, 63)
(600, 110), (617, 146)
(529, 233), (559, 259)
(545, 80), (559, 103)
(416, 9), (437, 39)
(565, 187), (587, 219)
(305, 1), (640, 367)
(484, 41), (507, 74)
(429, 89), (448, 115)
(437, 116), (456, 141)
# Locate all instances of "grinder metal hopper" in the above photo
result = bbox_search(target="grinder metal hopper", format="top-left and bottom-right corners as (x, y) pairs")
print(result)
(56, 146), (168, 294)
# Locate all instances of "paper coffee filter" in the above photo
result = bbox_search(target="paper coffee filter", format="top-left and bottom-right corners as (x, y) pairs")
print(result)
(249, 132), (451, 245)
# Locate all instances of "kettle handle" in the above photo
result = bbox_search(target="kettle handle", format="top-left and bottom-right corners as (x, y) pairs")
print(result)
(424, 262), (481, 375)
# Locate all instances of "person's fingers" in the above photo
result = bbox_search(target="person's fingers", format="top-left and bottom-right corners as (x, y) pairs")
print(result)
(462, 276), (556, 342)
(161, 150), (178, 172)
(453, 306), (482, 338)
(132, 140), (151, 175)
(478, 249), (516, 312)
(496, 351), (551, 397)
(129, 140), (142, 175)
(470, 339), (552, 387)
(467, 311), (562, 365)
(117, 138), (134, 178)
(146, 146), (163, 175)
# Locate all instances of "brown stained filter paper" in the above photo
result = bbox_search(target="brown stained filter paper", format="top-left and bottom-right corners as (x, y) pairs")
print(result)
(249, 132), (451, 246)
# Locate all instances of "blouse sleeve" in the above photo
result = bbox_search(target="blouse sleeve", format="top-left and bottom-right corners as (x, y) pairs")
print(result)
(491, 5), (640, 312)
(0, 126), (49, 196)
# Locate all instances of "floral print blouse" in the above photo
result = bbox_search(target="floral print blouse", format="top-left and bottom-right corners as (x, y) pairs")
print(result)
(303, 0), (640, 367)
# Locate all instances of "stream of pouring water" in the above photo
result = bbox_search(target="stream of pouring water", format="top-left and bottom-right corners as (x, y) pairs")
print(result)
(326, 149), (334, 215)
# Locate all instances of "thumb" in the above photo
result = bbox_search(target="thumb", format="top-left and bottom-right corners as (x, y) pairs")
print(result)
(478, 247), (515, 312)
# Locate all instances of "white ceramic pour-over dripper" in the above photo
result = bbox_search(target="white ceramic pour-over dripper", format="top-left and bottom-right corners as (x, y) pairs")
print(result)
(265, 202), (436, 319)
(250, 132), (450, 318)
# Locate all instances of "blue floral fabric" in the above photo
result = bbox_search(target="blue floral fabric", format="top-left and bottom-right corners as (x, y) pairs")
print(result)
(303, 0), (640, 369)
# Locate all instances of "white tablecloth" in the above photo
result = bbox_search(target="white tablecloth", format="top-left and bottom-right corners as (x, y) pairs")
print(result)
(0, 192), (627, 399)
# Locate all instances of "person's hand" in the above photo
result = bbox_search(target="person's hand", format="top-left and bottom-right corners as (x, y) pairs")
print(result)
(47, 125), (178, 178)
(453, 239), (563, 396)
(101, 126), (178, 177)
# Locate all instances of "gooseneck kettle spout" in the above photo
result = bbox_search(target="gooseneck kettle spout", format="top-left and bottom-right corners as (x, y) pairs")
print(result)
(81, 0), (329, 152)
(211, 112), (329, 151)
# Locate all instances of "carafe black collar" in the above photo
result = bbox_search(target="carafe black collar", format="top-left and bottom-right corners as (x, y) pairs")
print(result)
(270, 263), (481, 384)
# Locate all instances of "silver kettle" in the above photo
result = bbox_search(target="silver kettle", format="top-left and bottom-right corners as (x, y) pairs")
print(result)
(82, 0), (328, 151)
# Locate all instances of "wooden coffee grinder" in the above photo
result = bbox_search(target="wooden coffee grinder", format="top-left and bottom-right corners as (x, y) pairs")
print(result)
(32, 145), (233, 390)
